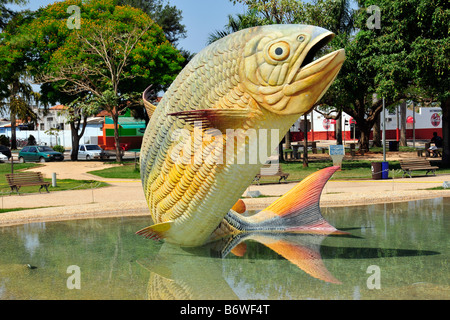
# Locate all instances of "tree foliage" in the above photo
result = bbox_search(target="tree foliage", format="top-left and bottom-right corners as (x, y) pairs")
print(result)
(116, 0), (186, 45)
(0, 0), (27, 29)
(3, 0), (185, 160)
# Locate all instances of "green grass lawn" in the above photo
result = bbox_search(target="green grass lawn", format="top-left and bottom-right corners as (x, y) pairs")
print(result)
(0, 163), (109, 195)
(89, 163), (141, 179)
(0, 206), (55, 213)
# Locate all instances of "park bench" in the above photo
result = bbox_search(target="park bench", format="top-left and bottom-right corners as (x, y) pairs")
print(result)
(5, 172), (50, 194)
(417, 147), (442, 158)
(253, 163), (289, 184)
(399, 158), (439, 178)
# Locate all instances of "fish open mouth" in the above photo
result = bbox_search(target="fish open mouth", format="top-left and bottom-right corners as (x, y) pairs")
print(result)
(300, 33), (335, 69)
(284, 32), (345, 96)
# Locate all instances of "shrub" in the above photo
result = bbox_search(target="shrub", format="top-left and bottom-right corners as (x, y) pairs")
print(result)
(0, 135), (10, 147)
(52, 145), (65, 153)
(27, 135), (37, 145)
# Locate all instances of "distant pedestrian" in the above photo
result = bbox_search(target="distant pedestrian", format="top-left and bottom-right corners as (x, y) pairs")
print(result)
(428, 132), (443, 157)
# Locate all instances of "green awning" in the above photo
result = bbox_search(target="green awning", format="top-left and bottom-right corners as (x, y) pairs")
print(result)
(120, 124), (145, 129)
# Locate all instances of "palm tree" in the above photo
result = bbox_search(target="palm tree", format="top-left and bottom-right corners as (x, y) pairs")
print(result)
(1, 74), (38, 149)
(207, 10), (269, 45)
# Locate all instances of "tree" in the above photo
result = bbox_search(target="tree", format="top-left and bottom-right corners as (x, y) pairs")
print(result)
(0, 9), (38, 150)
(117, 0), (186, 45)
(11, 0), (184, 161)
(207, 10), (270, 45)
(117, 0), (193, 66)
(352, 0), (448, 158)
(2, 75), (38, 149)
(230, 0), (306, 24)
(0, 0), (27, 29)
(63, 96), (99, 161)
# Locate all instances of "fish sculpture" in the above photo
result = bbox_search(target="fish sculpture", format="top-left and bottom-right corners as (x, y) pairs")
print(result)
(137, 24), (345, 247)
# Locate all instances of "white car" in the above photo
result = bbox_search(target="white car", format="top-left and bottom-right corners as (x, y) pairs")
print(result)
(72, 144), (109, 160)
(0, 152), (7, 162)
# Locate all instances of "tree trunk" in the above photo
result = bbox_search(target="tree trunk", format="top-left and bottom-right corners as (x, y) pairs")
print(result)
(372, 112), (381, 147)
(335, 111), (343, 145)
(71, 123), (80, 161)
(278, 141), (284, 162)
(357, 120), (372, 152)
(112, 109), (122, 162)
(400, 101), (407, 147)
(441, 97), (450, 166)
(70, 116), (88, 161)
(10, 111), (17, 150)
(285, 132), (291, 150)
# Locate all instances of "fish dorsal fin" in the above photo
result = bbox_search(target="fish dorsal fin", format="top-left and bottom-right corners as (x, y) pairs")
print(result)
(143, 86), (157, 119)
(168, 109), (250, 131)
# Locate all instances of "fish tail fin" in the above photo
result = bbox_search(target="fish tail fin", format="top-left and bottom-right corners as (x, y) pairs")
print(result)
(136, 221), (173, 241)
(260, 236), (341, 284)
(227, 166), (345, 234)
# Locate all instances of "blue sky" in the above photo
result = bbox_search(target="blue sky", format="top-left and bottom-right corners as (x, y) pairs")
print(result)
(9, 0), (247, 54)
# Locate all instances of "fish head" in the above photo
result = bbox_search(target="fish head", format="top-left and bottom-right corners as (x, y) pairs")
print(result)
(241, 24), (345, 116)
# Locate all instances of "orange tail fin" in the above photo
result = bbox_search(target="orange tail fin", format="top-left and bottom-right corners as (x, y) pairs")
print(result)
(224, 166), (343, 234)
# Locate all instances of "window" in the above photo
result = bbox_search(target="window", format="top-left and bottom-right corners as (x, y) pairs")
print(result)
(80, 146), (85, 151)
(22, 147), (29, 152)
(86, 145), (101, 150)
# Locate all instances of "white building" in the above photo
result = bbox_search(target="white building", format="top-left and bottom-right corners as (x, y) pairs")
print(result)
(290, 105), (442, 142)
(0, 105), (103, 149)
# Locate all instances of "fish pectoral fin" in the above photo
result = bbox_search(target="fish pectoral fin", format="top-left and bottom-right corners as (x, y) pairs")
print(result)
(143, 85), (157, 119)
(136, 221), (173, 241)
(168, 109), (250, 131)
(231, 199), (246, 214)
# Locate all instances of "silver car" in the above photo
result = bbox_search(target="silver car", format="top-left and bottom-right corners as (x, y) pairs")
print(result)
(73, 144), (109, 160)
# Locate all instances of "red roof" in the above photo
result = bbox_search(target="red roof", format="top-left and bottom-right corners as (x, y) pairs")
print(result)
(50, 105), (67, 110)
(96, 110), (112, 117)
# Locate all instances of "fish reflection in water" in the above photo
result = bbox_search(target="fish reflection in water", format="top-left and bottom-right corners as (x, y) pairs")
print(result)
(138, 230), (345, 300)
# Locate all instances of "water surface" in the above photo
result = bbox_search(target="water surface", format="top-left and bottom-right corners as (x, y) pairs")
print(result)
(0, 198), (448, 300)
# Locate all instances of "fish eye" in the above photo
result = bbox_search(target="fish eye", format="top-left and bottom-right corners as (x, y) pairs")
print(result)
(297, 35), (305, 42)
(268, 41), (290, 61)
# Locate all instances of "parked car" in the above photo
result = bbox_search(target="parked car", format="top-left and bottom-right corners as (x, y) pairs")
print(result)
(19, 146), (64, 163)
(0, 152), (8, 162)
(0, 145), (11, 159)
(71, 144), (109, 160)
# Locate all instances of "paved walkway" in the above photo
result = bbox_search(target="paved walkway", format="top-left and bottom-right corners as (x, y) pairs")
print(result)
(0, 160), (449, 227)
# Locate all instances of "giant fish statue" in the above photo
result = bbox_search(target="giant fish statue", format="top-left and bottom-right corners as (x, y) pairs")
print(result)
(137, 24), (345, 247)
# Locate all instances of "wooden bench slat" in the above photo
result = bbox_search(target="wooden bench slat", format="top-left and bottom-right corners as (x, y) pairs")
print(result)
(253, 164), (289, 185)
(5, 172), (50, 194)
(399, 158), (438, 178)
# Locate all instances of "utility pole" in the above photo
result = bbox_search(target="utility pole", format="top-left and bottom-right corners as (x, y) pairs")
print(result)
(382, 98), (386, 162)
